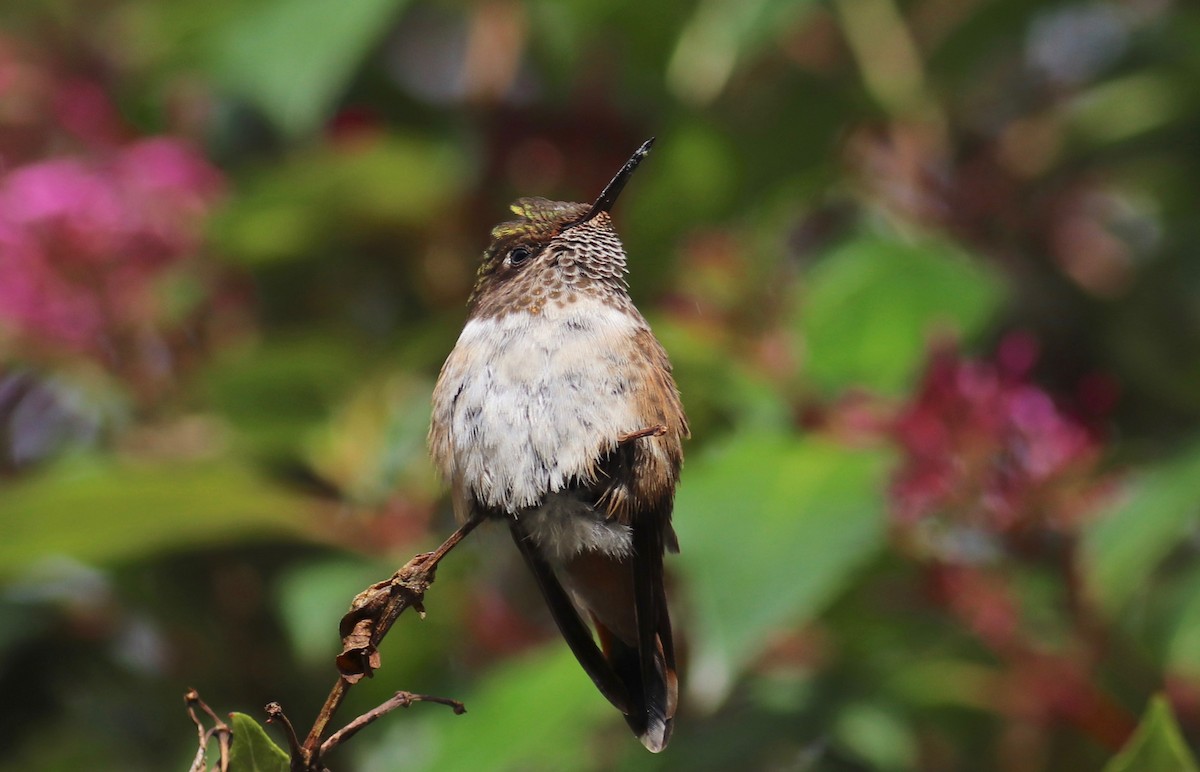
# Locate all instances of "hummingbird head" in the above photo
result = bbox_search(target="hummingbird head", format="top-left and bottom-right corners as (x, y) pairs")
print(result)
(467, 139), (654, 319)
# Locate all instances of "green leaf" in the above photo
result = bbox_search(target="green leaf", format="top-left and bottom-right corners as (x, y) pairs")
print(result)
(1081, 441), (1200, 616)
(834, 702), (918, 771)
(667, 0), (819, 103)
(372, 647), (611, 772)
(0, 458), (312, 576)
(1069, 72), (1185, 147)
(207, 0), (407, 137)
(674, 432), (890, 697)
(1163, 563), (1200, 678)
(1103, 695), (1200, 772)
(798, 233), (1004, 395)
(229, 712), (291, 772)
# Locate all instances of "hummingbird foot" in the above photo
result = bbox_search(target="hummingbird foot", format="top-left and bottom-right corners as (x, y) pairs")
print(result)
(617, 424), (668, 444)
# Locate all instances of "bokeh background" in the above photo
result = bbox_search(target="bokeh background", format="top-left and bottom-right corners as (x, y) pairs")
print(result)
(2, 0), (1200, 769)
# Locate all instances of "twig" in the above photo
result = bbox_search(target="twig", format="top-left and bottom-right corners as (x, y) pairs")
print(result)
(214, 726), (231, 772)
(264, 702), (305, 768)
(295, 515), (483, 770)
(185, 520), (481, 772)
(320, 691), (466, 757)
(185, 689), (231, 772)
(186, 691), (208, 772)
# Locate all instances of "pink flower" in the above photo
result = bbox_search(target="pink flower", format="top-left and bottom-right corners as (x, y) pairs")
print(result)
(0, 139), (224, 355)
(890, 336), (1107, 538)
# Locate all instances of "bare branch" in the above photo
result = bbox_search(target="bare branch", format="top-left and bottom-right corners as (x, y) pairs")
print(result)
(184, 518), (481, 772)
(297, 515), (482, 769)
(185, 689), (231, 772)
(320, 691), (466, 757)
(265, 702), (305, 768)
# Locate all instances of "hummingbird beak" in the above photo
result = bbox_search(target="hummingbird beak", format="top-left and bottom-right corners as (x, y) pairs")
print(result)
(578, 137), (655, 224)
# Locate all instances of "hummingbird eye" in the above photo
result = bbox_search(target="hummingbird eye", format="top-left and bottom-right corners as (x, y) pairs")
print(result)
(508, 246), (532, 266)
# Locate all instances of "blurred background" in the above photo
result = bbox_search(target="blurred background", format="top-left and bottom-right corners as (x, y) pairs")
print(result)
(2, 0), (1199, 769)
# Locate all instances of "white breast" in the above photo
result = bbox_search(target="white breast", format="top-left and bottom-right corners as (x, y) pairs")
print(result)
(432, 298), (645, 515)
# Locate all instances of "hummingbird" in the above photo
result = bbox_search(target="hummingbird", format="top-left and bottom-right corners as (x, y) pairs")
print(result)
(428, 138), (686, 751)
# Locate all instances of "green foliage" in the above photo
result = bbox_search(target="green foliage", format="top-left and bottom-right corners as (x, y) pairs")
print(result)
(1104, 696), (1200, 772)
(276, 558), (390, 666)
(1163, 563), (1200, 680)
(228, 713), (290, 772)
(207, 0), (409, 137)
(363, 648), (611, 772)
(1082, 441), (1200, 616)
(200, 334), (379, 459)
(213, 137), (466, 265)
(798, 233), (1005, 395)
(675, 432), (890, 690)
(303, 372), (439, 505)
(834, 702), (918, 771)
(0, 458), (311, 576)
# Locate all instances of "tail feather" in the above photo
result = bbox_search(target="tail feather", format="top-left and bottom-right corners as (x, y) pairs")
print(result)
(630, 516), (676, 751)
(509, 516), (678, 752)
(595, 621), (673, 751)
(508, 518), (632, 714)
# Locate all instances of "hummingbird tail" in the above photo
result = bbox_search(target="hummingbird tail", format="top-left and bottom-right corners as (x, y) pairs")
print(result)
(629, 514), (678, 751)
(594, 615), (676, 752)
(508, 516), (679, 752)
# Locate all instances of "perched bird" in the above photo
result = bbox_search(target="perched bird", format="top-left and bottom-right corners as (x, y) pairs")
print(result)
(428, 139), (687, 751)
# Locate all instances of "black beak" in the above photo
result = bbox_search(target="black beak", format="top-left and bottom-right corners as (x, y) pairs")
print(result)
(579, 137), (655, 223)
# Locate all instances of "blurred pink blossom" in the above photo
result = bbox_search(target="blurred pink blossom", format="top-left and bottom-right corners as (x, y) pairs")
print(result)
(890, 335), (1107, 535)
(51, 77), (127, 149)
(0, 139), (224, 354)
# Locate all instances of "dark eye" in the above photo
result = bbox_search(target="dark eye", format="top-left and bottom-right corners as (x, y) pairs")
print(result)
(509, 246), (532, 265)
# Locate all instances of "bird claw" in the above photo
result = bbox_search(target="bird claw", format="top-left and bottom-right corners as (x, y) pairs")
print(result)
(618, 424), (668, 444)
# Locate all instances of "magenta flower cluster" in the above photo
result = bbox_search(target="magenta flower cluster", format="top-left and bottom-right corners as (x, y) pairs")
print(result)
(890, 333), (1104, 536)
(0, 138), (224, 356)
